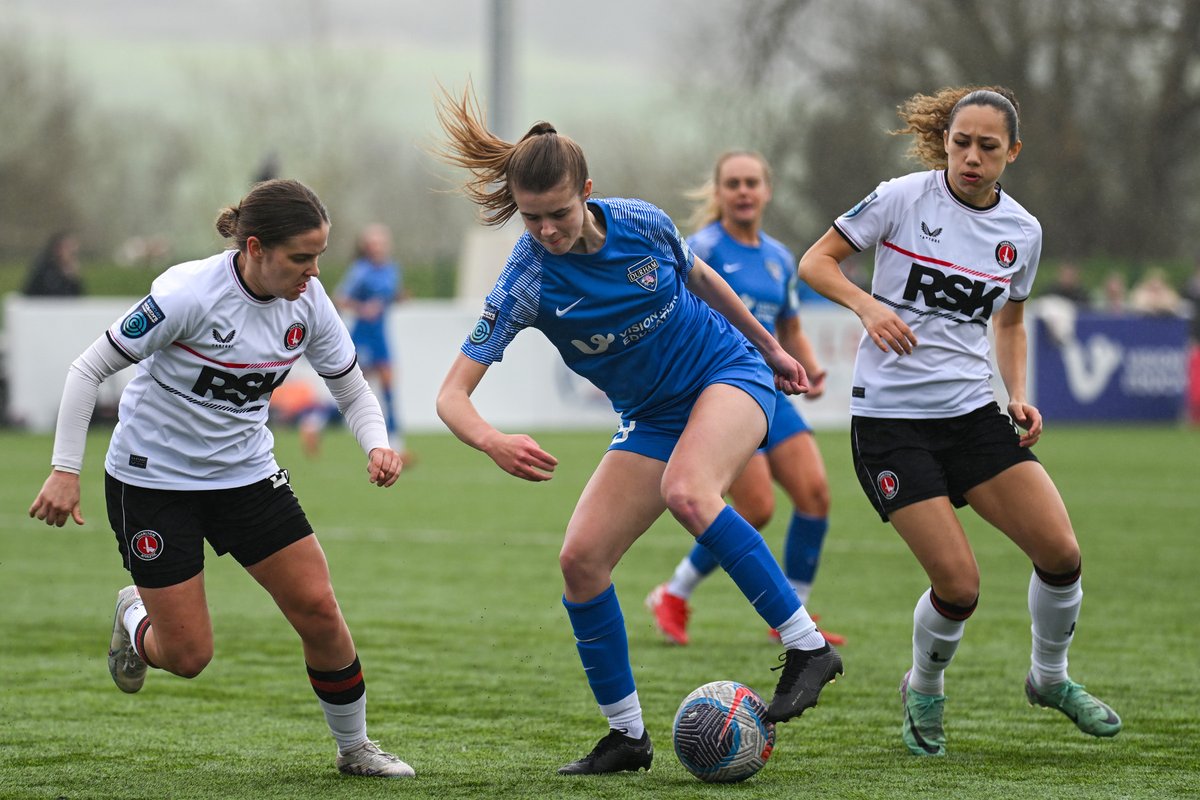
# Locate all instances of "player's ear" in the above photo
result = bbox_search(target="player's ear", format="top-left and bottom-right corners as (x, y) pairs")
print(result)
(246, 236), (264, 260)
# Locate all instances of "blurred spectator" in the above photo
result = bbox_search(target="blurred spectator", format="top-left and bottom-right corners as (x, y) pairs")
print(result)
(1128, 268), (1184, 317)
(253, 150), (280, 184)
(23, 231), (83, 296)
(1101, 271), (1127, 314)
(1042, 261), (1091, 306)
(1183, 257), (1200, 424)
(1183, 257), (1200, 339)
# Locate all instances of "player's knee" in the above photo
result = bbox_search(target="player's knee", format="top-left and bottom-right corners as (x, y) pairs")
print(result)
(558, 546), (610, 592)
(661, 479), (710, 531)
(737, 500), (773, 531)
(291, 591), (345, 636)
(167, 646), (213, 679)
(793, 482), (831, 518)
(1035, 545), (1082, 581)
(930, 563), (980, 608)
(933, 579), (979, 609)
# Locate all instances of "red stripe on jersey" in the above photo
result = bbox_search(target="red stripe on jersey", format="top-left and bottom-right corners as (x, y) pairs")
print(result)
(881, 240), (1010, 284)
(171, 342), (301, 370)
(309, 671), (364, 693)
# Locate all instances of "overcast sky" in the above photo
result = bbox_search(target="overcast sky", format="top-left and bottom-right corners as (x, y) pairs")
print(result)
(3, 0), (723, 134)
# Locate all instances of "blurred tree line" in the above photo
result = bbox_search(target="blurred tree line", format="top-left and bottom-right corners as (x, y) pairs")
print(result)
(680, 0), (1200, 267)
(3, 1), (1197, 288)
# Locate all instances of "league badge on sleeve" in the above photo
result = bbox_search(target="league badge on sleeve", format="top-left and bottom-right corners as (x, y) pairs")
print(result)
(842, 191), (878, 219)
(470, 303), (499, 345)
(120, 296), (166, 339)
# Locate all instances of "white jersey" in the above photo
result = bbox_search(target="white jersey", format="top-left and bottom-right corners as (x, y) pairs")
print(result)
(102, 250), (357, 489)
(834, 169), (1040, 418)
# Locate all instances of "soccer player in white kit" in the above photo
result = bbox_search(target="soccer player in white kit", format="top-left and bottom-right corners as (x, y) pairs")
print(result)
(28, 179), (414, 778)
(798, 86), (1121, 755)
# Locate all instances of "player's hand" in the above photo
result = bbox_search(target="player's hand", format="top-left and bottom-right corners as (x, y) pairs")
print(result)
(361, 299), (386, 321)
(804, 369), (828, 400)
(367, 447), (403, 487)
(1007, 400), (1043, 447)
(485, 432), (558, 482)
(29, 469), (84, 527)
(860, 302), (917, 355)
(764, 347), (809, 396)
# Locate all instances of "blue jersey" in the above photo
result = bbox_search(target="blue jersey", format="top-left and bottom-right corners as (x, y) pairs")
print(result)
(337, 258), (402, 337)
(462, 198), (762, 421)
(687, 222), (798, 338)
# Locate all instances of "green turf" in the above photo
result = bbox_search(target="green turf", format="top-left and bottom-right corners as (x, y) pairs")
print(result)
(2, 424), (1198, 799)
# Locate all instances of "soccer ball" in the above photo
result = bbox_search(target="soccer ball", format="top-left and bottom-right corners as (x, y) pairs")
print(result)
(672, 680), (776, 783)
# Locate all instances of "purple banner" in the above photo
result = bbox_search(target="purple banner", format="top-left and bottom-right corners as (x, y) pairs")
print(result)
(1034, 312), (1189, 421)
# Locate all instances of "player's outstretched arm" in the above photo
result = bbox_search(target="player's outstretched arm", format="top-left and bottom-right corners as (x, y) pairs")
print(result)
(437, 353), (557, 481)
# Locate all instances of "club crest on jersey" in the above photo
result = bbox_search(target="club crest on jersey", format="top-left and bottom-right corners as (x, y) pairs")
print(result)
(120, 295), (166, 339)
(995, 241), (1017, 268)
(877, 470), (899, 500)
(627, 257), (659, 292)
(131, 530), (164, 561)
(843, 191), (878, 219)
(766, 259), (783, 282)
(471, 303), (498, 345)
(284, 322), (306, 350)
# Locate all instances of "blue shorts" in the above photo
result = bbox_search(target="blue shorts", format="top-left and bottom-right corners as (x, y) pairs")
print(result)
(351, 325), (391, 369)
(607, 354), (776, 463)
(762, 390), (812, 453)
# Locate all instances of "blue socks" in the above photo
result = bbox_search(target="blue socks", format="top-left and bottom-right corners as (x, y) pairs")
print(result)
(696, 506), (800, 628)
(685, 539), (720, 576)
(562, 584), (635, 706)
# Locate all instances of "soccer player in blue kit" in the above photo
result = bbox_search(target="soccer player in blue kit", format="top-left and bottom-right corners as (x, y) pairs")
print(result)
(336, 223), (410, 459)
(433, 88), (843, 775)
(647, 151), (845, 648)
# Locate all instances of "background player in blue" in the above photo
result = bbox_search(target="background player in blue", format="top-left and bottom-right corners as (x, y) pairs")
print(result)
(336, 223), (411, 460)
(433, 87), (843, 775)
(28, 179), (414, 777)
(799, 86), (1121, 755)
(646, 151), (844, 648)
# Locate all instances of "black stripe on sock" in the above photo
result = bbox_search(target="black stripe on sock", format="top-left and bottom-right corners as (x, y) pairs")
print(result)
(1034, 561), (1082, 586)
(134, 617), (159, 669)
(307, 655), (365, 704)
(929, 588), (978, 621)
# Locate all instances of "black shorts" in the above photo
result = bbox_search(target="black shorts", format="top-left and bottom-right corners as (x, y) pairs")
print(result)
(105, 469), (314, 589)
(850, 402), (1038, 522)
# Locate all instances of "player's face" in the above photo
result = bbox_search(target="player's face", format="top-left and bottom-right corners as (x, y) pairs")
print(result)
(360, 225), (391, 265)
(943, 105), (1022, 206)
(513, 177), (591, 255)
(716, 155), (771, 228)
(249, 224), (330, 301)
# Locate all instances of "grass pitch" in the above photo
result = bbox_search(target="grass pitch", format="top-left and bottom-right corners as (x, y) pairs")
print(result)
(2, 423), (1198, 799)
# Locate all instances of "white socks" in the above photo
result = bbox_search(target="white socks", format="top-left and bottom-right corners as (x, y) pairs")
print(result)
(600, 690), (644, 739)
(321, 694), (368, 754)
(910, 589), (967, 696)
(1028, 571), (1082, 688)
(666, 558), (704, 600)
(775, 606), (825, 651)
